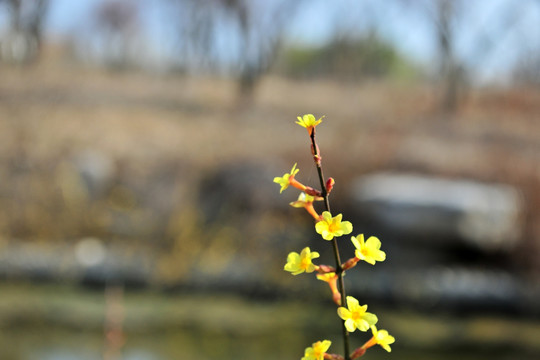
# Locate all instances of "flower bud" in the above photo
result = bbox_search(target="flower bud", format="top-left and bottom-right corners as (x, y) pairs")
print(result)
(326, 177), (335, 193)
(350, 347), (366, 359)
(324, 353), (344, 360)
(342, 257), (360, 271)
(305, 186), (322, 197)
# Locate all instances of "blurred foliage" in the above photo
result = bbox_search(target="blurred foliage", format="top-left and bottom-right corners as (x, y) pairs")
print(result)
(277, 33), (419, 81)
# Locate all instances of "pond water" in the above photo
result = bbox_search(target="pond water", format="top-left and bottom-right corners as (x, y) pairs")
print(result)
(0, 283), (538, 360)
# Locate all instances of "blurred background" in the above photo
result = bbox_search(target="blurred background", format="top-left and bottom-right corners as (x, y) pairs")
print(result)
(0, 0), (539, 359)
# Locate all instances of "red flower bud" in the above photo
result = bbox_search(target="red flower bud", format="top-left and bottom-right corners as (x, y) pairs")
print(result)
(325, 177), (335, 193)
(350, 347), (366, 359)
(342, 257), (360, 271)
(324, 353), (344, 360)
(305, 186), (322, 197)
(317, 264), (336, 273)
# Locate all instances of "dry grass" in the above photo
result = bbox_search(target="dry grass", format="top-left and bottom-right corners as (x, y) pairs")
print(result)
(1, 62), (540, 275)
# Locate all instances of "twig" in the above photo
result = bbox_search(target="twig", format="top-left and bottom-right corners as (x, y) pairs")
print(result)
(309, 128), (351, 360)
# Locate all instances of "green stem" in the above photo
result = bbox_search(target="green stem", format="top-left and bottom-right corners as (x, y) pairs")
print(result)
(310, 129), (351, 360)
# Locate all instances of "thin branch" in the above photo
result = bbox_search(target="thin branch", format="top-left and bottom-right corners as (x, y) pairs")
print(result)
(309, 128), (351, 360)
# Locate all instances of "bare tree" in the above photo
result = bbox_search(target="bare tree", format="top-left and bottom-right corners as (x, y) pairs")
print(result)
(399, 0), (535, 110)
(397, 0), (465, 113)
(435, 0), (460, 112)
(166, 0), (302, 102)
(0, 0), (49, 63)
(512, 3), (540, 86)
(91, 0), (140, 69)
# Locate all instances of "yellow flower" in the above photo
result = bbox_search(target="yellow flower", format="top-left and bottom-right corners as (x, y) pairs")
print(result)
(315, 211), (353, 240)
(273, 163), (300, 193)
(290, 192), (321, 220)
(290, 192), (316, 208)
(316, 272), (336, 282)
(301, 340), (331, 360)
(371, 325), (395, 352)
(337, 296), (378, 332)
(284, 247), (320, 275)
(351, 234), (386, 265)
(296, 114), (324, 133)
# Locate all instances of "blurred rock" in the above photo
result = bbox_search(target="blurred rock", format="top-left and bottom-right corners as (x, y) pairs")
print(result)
(0, 241), (153, 288)
(74, 150), (115, 198)
(74, 237), (106, 267)
(347, 265), (537, 315)
(352, 173), (523, 251)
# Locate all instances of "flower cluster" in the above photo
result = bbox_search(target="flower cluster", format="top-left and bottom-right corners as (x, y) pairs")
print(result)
(275, 114), (395, 359)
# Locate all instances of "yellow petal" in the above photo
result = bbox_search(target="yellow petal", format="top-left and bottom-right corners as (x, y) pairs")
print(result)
(356, 319), (370, 332)
(283, 262), (298, 273)
(365, 236), (382, 249)
(344, 318), (356, 332)
(300, 247), (310, 257)
(321, 231), (333, 241)
(290, 163), (299, 176)
(319, 340), (332, 352)
(287, 252), (300, 263)
(321, 211), (332, 222)
(363, 312), (378, 327)
(351, 235), (361, 250)
(340, 221), (353, 235)
(346, 296), (359, 309)
(337, 307), (351, 320)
